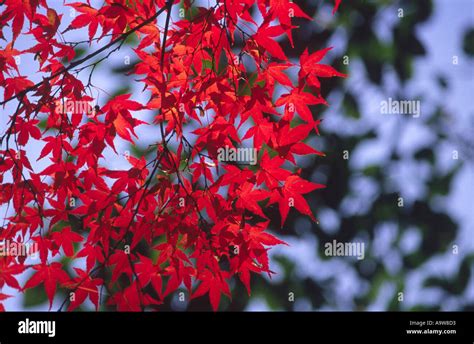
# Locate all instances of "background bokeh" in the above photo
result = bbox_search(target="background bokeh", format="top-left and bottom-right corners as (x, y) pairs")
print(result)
(237, 0), (474, 312)
(2, 0), (473, 311)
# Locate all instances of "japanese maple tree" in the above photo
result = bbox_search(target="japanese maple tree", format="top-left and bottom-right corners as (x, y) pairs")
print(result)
(0, 0), (345, 311)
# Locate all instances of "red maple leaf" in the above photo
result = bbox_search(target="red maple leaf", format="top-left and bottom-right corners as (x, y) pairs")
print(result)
(64, 268), (103, 311)
(269, 175), (325, 226)
(23, 262), (70, 309)
(299, 47), (347, 89)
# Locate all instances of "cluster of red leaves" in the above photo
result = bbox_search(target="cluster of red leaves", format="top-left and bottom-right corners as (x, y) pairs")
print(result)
(0, 0), (345, 311)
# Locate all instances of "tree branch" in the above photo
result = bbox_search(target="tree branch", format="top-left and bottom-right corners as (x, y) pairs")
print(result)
(0, 5), (168, 107)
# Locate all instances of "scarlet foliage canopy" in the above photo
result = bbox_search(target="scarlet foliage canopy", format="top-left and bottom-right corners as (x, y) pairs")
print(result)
(0, 0), (345, 311)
